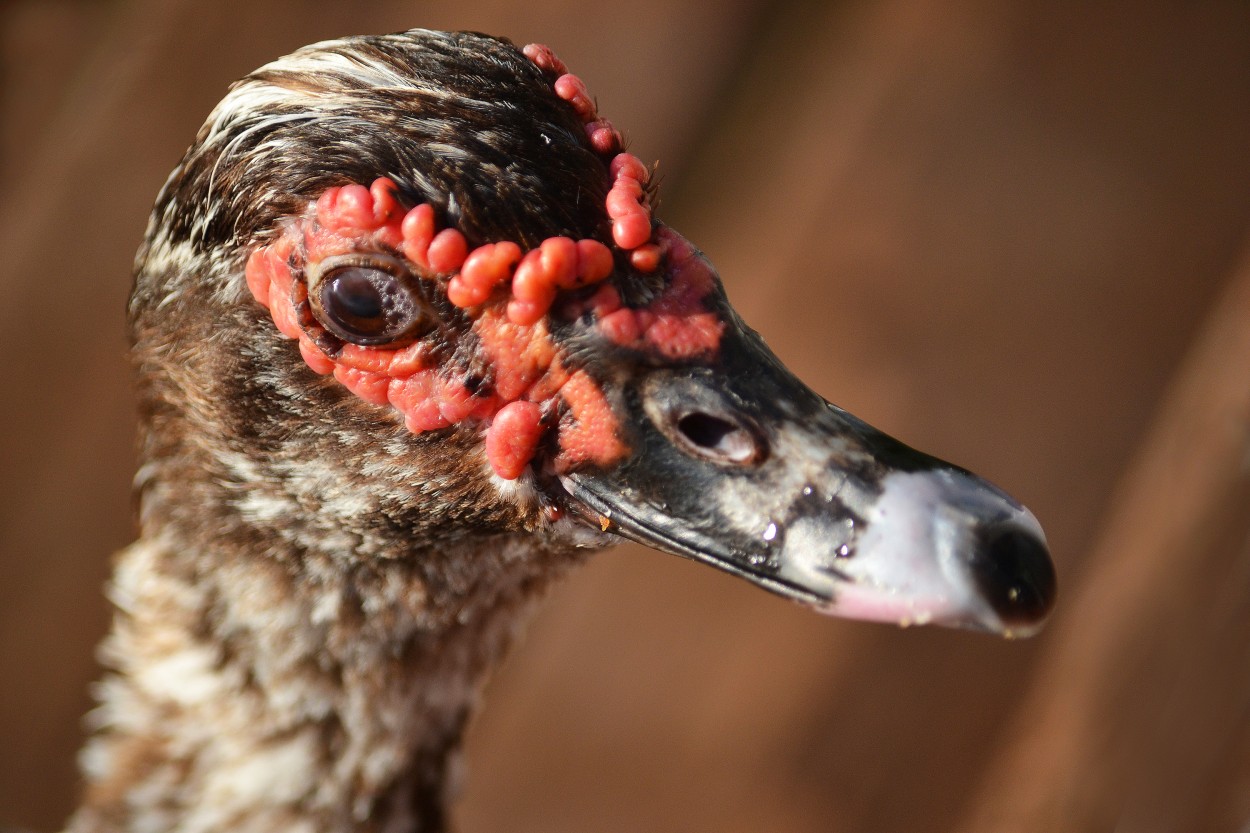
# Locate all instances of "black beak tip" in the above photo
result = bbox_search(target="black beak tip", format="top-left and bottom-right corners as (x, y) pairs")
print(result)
(971, 525), (1057, 629)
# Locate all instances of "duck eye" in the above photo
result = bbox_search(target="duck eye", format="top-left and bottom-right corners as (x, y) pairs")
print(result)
(310, 256), (431, 346)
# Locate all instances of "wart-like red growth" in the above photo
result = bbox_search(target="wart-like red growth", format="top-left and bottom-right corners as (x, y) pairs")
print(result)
(589, 227), (725, 359)
(524, 42), (657, 256)
(242, 45), (730, 483)
(450, 242), (522, 307)
(245, 179), (635, 481)
(521, 43), (567, 77)
(506, 237), (604, 325)
(485, 401), (545, 480)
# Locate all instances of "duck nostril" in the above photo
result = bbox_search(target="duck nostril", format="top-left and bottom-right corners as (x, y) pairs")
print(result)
(674, 412), (764, 465)
(971, 526), (1057, 627)
(677, 412), (736, 448)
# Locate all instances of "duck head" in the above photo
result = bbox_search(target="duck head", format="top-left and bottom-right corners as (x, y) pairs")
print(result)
(135, 30), (1054, 637)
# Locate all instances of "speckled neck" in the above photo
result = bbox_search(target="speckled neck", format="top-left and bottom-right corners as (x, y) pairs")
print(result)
(72, 28), (631, 833)
(67, 524), (579, 833)
(68, 263), (600, 832)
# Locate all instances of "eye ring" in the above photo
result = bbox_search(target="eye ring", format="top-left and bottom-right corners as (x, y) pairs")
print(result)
(307, 253), (434, 347)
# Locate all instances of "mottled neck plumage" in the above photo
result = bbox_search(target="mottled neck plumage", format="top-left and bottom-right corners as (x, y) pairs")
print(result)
(68, 229), (600, 831)
(68, 526), (573, 833)
(68, 30), (614, 822)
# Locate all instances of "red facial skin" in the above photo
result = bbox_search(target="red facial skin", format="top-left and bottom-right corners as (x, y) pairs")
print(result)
(521, 43), (567, 77)
(241, 44), (727, 482)
(245, 189), (724, 481)
(524, 42), (655, 257)
(484, 401), (545, 480)
(586, 227), (725, 359)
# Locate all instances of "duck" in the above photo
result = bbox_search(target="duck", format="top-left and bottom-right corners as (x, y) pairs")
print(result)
(62, 28), (1056, 833)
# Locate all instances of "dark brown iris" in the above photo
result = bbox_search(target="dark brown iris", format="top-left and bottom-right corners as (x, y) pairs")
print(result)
(310, 255), (431, 346)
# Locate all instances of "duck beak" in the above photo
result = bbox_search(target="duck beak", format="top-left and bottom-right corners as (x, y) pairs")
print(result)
(558, 316), (1056, 638)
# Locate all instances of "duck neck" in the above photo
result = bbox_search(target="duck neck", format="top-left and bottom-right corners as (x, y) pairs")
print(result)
(67, 521), (576, 833)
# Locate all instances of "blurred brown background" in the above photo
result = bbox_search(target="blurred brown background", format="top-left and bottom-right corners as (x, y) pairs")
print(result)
(3, 1), (1250, 831)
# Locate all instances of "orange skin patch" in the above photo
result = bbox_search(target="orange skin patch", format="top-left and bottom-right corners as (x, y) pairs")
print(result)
(485, 401), (544, 480)
(244, 39), (730, 482)
(524, 42), (655, 257)
(245, 181), (633, 479)
(560, 227), (726, 360)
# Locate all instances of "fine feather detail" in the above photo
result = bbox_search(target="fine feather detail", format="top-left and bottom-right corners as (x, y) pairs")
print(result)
(76, 30), (620, 833)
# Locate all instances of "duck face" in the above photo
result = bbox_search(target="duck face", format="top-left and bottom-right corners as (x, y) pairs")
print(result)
(243, 176), (1054, 638)
(143, 30), (1053, 637)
